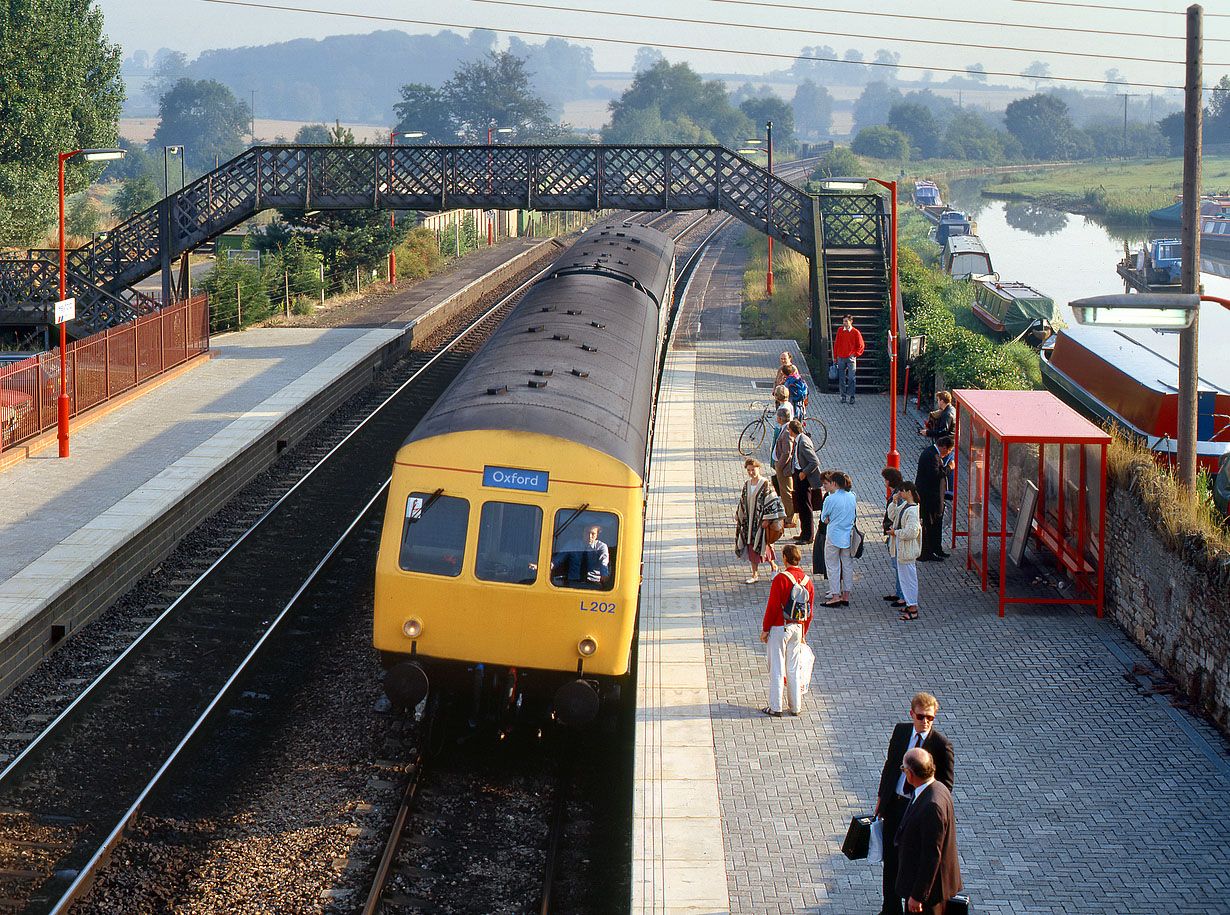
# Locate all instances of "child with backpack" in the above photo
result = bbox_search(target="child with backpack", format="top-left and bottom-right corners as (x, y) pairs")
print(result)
(781, 362), (808, 421)
(758, 544), (814, 717)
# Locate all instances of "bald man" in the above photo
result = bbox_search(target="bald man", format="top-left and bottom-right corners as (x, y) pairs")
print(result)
(895, 748), (962, 915)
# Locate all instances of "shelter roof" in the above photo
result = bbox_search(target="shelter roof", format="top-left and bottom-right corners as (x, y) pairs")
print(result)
(953, 389), (1111, 444)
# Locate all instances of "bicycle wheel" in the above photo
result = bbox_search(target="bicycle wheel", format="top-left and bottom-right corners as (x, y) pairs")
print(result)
(738, 419), (766, 455)
(806, 416), (828, 451)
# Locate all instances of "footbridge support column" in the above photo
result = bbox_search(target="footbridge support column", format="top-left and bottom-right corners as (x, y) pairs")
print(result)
(808, 196), (831, 385)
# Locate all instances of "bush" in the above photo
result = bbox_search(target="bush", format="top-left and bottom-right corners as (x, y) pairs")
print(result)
(200, 247), (269, 331)
(851, 126), (910, 160)
(394, 226), (444, 280)
(264, 235), (324, 309)
(810, 146), (863, 181)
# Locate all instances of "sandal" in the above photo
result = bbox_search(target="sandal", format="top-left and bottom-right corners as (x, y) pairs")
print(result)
(761, 707), (783, 717)
(899, 610), (919, 621)
(746, 577), (760, 584)
(891, 600), (907, 608)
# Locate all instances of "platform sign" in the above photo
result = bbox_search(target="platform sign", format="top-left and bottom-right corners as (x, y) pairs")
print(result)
(54, 298), (76, 324)
(905, 334), (927, 363)
(483, 466), (549, 492)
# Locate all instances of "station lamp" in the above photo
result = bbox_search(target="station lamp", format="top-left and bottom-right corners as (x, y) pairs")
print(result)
(1069, 293), (1200, 329)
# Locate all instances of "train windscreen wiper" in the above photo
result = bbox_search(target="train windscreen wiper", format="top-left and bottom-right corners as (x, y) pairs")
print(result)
(553, 503), (590, 539)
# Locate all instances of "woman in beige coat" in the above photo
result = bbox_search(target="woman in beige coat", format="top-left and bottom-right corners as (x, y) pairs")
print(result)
(889, 481), (923, 620)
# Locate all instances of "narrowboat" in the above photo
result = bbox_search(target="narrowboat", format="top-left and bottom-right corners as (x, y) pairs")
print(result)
(941, 235), (994, 280)
(1148, 194), (1230, 227)
(1040, 325), (1230, 472)
(1201, 215), (1230, 253)
(1116, 238), (1182, 291)
(971, 279), (1056, 345)
(913, 180), (943, 208)
(934, 211), (973, 247)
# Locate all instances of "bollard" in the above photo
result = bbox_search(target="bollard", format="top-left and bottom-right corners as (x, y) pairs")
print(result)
(320, 265), (325, 305)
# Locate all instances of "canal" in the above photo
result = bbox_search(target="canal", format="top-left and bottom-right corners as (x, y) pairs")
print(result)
(945, 177), (1230, 366)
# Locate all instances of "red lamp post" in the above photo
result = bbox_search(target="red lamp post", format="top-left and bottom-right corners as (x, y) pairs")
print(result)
(487, 124), (512, 245)
(388, 130), (425, 284)
(56, 147), (125, 458)
(820, 175), (899, 471)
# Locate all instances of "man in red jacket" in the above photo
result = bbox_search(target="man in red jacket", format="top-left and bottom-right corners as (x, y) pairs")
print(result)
(758, 544), (814, 717)
(834, 314), (866, 405)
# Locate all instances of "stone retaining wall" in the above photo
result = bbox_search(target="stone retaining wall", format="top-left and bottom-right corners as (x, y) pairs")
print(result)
(1103, 482), (1230, 734)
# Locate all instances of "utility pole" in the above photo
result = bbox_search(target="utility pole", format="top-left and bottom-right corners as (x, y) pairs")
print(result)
(1117, 93), (1140, 158)
(1178, 4), (1202, 493)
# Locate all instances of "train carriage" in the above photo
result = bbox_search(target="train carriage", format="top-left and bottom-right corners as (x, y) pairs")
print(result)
(374, 222), (675, 725)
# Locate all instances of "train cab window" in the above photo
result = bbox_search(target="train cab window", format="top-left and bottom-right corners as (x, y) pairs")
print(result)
(475, 502), (543, 585)
(549, 509), (619, 591)
(399, 492), (469, 577)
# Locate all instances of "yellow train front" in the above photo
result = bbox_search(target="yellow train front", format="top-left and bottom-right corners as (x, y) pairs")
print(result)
(374, 222), (675, 726)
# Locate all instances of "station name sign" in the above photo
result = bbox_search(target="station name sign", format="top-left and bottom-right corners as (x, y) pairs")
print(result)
(483, 465), (548, 492)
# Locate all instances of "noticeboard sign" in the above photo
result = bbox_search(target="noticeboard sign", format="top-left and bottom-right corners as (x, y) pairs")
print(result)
(905, 334), (927, 363)
(54, 298), (76, 324)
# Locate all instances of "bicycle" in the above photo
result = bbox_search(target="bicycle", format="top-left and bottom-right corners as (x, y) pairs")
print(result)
(738, 401), (827, 456)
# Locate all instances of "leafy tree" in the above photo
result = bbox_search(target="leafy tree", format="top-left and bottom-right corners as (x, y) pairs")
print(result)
(200, 249), (268, 331)
(842, 49), (867, 81)
(151, 79), (250, 174)
(740, 96), (796, 153)
(66, 194), (101, 238)
(112, 174), (160, 220)
(1021, 61), (1051, 91)
(851, 126), (909, 160)
(634, 46), (666, 73)
(941, 110), (1007, 162)
(0, 0), (124, 245)
(146, 50), (189, 102)
(965, 63), (987, 83)
(852, 81), (903, 134)
(810, 146), (863, 181)
(1157, 111), (1184, 152)
(293, 124), (334, 144)
(1004, 93), (1079, 160)
(1103, 69), (1127, 93)
(507, 37), (594, 115)
(873, 50), (900, 82)
(792, 80), (833, 139)
(887, 102), (941, 159)
(1205, 74), (1230, 144)
(392, 84), (455, 142)
(263, 235), (323, 312)
(603, 60), (751, 146)
(445, 51), (554, 140)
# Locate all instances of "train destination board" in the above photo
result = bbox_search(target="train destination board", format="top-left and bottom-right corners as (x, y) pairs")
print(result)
(483, 466), (549, 492)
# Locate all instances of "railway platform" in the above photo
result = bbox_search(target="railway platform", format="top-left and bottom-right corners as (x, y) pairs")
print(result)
(0, 238), (554, 697)
(634, 336), (1230, 914)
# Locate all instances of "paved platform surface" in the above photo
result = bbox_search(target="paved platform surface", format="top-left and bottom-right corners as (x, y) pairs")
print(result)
(638, 331), (1230, 913)
(0, 240), (550, 644)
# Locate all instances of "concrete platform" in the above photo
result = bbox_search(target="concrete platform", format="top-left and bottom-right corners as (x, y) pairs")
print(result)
(634, 337), (1230, 914)
(0, 239), (555, 696)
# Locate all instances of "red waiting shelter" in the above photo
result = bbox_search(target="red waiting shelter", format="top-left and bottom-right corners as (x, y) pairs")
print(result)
(951, 390), (1110, 617)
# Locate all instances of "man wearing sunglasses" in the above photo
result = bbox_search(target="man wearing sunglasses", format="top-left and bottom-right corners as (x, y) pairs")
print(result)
(873, 693), (955, 915)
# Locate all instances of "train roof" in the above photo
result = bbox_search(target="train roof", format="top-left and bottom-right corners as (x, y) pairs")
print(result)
(402, 222), (676, 475)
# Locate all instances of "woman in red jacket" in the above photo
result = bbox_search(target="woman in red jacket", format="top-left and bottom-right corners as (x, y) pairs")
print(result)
(834, 314), (865, 405)
(758, 544), (814, 716)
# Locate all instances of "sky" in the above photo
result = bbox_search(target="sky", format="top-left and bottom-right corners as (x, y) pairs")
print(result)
(95, 0), (1228, 98)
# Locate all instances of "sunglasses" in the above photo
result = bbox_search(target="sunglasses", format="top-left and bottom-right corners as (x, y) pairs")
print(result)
(913, 713), (935, 722)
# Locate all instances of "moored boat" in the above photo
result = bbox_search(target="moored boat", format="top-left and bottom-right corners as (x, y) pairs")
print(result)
(1116, 237), (1182, 292)
(971, 279), (1056, 345)
(941, 235), (994, 280)
(1039, 326), (1230, 472)
(1148, 194), (1230, 226)
(934, 210), (972, 247)
(1201, 214), (1230, 253)
(913, 180), (943, 208)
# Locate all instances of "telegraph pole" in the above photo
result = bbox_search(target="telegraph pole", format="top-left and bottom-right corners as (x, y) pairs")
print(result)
(1178, 4), (1202, 492)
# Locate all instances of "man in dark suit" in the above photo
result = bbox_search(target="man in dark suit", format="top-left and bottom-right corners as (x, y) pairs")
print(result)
(916, 435), (954, 560)
(895, 748), (962, 915)
(875, 693), (955, 915)
(787, 419), (823, 544)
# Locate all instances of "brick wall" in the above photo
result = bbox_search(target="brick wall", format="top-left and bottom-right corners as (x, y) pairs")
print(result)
(1103, 481), (1230, 734)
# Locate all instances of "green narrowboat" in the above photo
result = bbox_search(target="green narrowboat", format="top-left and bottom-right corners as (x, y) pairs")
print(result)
(972, 278), (1057, 346)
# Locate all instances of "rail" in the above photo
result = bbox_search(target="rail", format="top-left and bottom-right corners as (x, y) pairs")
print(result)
(0, 294), (209, 454)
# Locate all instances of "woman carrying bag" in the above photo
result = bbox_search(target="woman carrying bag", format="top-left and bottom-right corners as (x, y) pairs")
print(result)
(889, 481), (923, 620)
(735, 458), (787, 583)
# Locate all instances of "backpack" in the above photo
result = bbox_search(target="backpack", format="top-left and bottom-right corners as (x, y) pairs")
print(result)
(784, 374), (808, 407)
(778, 571), (812, 622)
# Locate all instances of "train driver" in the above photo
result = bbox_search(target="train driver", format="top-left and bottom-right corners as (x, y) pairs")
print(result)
(551, 525), (611, 588)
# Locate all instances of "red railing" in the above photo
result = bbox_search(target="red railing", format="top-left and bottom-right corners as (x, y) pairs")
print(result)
(1, 294), (210, 453)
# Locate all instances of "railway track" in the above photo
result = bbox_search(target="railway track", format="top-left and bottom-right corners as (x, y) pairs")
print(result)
(0, 260), (560, 915)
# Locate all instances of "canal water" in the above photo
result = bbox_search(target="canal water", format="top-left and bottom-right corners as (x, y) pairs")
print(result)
(944, 178), (1230, 367)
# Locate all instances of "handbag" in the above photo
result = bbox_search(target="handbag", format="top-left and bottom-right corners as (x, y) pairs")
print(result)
(947, 895), (971, 914)
(867, 817), (884, 864)
(798, 641), (815, 693)
(765, 519), (784, 545)
(850, 524), (865, 559)
(841, 814), (875, 860)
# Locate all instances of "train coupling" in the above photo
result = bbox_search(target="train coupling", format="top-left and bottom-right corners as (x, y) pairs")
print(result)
(552, 678), (600, 727)
(384, 660), (430, 710)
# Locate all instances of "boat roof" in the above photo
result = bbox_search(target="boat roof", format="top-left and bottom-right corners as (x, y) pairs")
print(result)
(943, 235), (989, 255)
(1055, 325), (1230, 396)
(953, 390), (1110, 444)
(976, 279), (1052, 302)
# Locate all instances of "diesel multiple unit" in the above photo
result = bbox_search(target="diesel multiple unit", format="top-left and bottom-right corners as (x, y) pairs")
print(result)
(373, 221), (675, 725)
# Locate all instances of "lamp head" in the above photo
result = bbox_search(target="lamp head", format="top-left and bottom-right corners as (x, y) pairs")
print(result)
(1069, 293), (1199, 329)
(81, 148), (126, 162)
(819, 176), (869, 192)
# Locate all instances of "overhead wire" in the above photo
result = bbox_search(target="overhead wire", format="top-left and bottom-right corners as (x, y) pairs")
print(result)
(197, 0), (1216, 90)
(461, 0), (1227, 68)
(1004, 0), (1228, 16)
(696, 0), (1230, 43)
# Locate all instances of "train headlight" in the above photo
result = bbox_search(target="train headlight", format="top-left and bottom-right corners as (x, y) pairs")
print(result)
(578, 637), (597, 657)
(403, 618), (423, 639)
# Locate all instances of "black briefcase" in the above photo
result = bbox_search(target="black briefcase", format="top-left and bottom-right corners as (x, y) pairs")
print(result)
(946, 894), (971, 914)
(841, 814), (875, 860)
